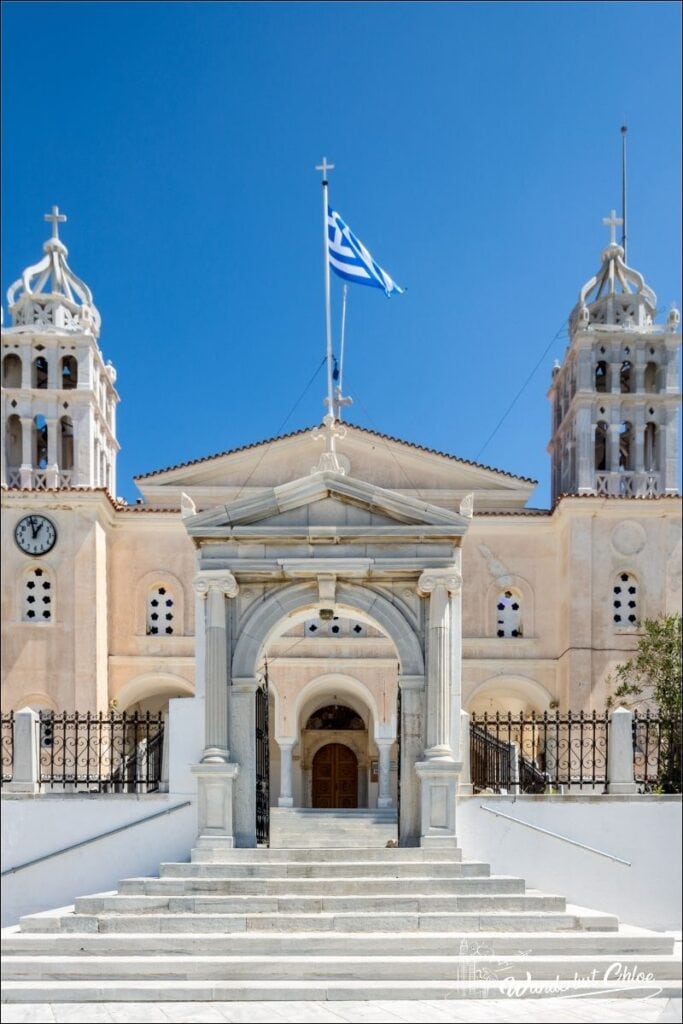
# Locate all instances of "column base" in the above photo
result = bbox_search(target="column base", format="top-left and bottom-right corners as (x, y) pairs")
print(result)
(415, 758), (461, 849)
(191, 762), (239, 846)
(377, 797), (393, 808)
(277, 796), (294, 807)
(607, 781), (638, 795)
(4, 781), (40, 794)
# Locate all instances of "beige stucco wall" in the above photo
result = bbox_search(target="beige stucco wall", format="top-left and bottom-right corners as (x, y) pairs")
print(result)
(2, 484), (681, 720)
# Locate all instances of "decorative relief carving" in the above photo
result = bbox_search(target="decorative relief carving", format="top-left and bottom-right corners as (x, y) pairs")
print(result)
(478, 544), (511, 583)
(611, 520), (646, 556)
(459, 493), (474, 518)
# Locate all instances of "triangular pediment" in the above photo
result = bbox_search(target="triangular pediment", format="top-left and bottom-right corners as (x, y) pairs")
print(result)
(184, 471), (469, 534)
(135, 424), (537, 513)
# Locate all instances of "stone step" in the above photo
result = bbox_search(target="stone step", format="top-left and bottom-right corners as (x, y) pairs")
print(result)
(115, 874), (526, 897)
(269, 809), (398, 849)
(15, 909), (619, 935)
(72, 892), (567, 916)
(3, 976), (681, 1002)
(3, 952), (680, 983)
(158, 860), (487, 879)
(191, 846), (454, 863)
(3, 927), (673, 957)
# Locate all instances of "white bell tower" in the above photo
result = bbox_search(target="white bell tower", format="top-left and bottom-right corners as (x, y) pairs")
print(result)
(1, 207), (119, 493)
(548, 211), (681, 503)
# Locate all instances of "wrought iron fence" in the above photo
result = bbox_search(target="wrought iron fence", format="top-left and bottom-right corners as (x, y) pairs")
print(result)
(38, 711), (164, 793)
(632, 712), (682, 793)
(255, 684), (270, 845)
(470, 711), (609, 793)
(1, 711), (14, 784)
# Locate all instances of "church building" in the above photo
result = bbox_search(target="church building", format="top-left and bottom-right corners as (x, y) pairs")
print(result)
(1, 206), (681, 847)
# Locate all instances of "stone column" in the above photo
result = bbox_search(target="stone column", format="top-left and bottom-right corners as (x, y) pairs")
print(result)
(230, 677), (260, 847)
(415, 568), (462, 848)
(376, 740), (393, 808)
(45, 417), (59, 488)
(418, 569), (460, 760)
(608, 422), (620, 478)
(397, 675), (424, 846)
(607, 707), (637, 794)
(191, 571), (241, 851)
(194, 573), (238, 763)
(277, 739), (295, 807)
(575, 407), (594, 494)
(20, 417), (33, 488)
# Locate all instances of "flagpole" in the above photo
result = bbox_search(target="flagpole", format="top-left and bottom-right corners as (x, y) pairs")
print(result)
(339, 283), (348, 397)
(316, 157), (335, 420)
(620, 124), (628, 261)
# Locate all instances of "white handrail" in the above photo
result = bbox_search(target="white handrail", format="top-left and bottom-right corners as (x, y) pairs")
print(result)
(480, 804), (631, 865)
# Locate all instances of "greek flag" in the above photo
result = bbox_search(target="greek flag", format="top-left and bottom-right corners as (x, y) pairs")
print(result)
(327, 206), (404, 296)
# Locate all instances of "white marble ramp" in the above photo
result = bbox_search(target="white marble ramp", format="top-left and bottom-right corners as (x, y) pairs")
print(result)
(2, 826), (681, 1003)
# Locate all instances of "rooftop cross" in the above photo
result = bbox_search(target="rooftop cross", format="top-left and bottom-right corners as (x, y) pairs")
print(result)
(44, 205), (67, 241)
(602, 209), (623, 246)
(315, 156), (335, 183)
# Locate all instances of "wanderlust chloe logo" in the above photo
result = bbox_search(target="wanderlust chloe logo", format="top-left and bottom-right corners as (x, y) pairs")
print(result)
(448, 942), (663, 999)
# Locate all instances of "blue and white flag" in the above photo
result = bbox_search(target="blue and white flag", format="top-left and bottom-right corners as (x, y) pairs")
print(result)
(327, 206), (404, 297)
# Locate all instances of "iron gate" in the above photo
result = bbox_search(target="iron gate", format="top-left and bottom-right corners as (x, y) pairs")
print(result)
(255, 673), (270, 845)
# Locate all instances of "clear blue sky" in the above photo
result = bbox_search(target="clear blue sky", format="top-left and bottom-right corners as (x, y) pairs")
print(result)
(2, 2), (681, 505)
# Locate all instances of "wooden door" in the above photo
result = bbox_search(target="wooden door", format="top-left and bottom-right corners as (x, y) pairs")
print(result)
(312, 743), (358, 808)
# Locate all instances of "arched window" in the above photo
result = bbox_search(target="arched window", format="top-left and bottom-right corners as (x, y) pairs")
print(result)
(644, 422), (658, 472)
(3, 353), (22, 388)
(60, 355), (78, 390)
(595, 420), (609, 471)
(146, 584), (175, 635)
(33, 415), (48, 468)
(619, 422), (633, 470)
(6, 414), (22, 469)
(32, 357), (48, 389)
(620, 360), (632, 393)
(59, 417), (74, 471)
(495, 590), (522, 638)
(644, 362), (657, 393)
(22, 566), (54, 623)
(613, 572), (638, 628)
(595, 361), (608, 393)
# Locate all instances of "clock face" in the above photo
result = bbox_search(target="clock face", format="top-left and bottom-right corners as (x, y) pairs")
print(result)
(14, 515), (57, 556)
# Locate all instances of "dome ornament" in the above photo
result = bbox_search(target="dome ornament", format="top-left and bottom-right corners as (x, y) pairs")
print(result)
(569, 209), (656, 333)
(5, 206), (101, 337)
(44, 205), (67, 243)
(602, 208), (623, 247)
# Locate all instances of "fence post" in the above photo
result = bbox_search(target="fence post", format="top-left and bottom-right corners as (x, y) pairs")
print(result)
(159, 710), (170, 793)
(607, 707), (638, 794)
(545, 732), (558, 789)
(459, 710), (473, 796)
(509, 741), (520, 795)
(5, 707), (40, 794)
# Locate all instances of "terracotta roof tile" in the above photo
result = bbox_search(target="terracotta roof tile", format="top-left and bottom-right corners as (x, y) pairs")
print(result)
(133, 423), (537, 485)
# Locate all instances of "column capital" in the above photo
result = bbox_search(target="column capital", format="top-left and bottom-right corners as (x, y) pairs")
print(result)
(193, 571), (239, 600)
(417, 568), (461, 597)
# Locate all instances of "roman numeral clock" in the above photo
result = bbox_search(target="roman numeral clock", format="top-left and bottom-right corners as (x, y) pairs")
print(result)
(14, 515), (57, 556)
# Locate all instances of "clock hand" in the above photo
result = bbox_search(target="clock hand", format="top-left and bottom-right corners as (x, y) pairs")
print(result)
(29, 516), (38, 539)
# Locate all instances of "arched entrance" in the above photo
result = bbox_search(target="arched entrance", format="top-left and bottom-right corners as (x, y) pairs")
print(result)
(312, 743), (358, 808)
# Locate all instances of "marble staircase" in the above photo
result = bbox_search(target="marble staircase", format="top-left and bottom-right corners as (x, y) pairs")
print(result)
(2, 820), (681, 1002)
